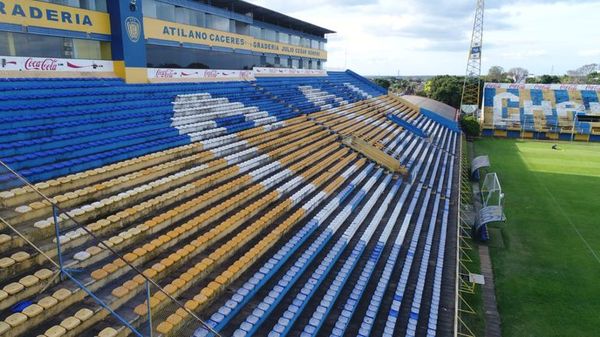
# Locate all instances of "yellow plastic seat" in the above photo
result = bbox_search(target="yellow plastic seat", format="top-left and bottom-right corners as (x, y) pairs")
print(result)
(4, 282), (24, 295)
(167, 313), (183, 325)
(52, 288), (72, 301)
(102, 263), (118, 274)
(111, 286), (129, 298)
(20, 275), (40, 288)
(142, 243), (156, 253)
(38, 296), (58, 309)
(44, 325), (67, 337)
(132, 275), (146, 286)
(133, 248), (147, 257)
(164, 284), (178, 295)
(156, 322), (173, 335)
(185, 300), (199, 311)
(123, 280), (139, 291)
(152, 263), (166, 273)
(143, 269), (158, 279)
(74, 308), (93, 322)
(86, 246), (103, 256)
(0, 289), (7, 301)
(172, 278), (186, 289)
(5, 312), (27, 327)
(0, 257), (15, 269)
(98, 327), (118, 337)
(60, 316), (81, 330)
(22, 303), (43, 318)
(123, 253), (138, 263)
(91, 269), (108, 281)
(0, 321), (9, 334)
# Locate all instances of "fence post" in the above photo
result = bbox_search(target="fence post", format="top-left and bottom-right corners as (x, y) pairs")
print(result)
(52, 205), (65, 279)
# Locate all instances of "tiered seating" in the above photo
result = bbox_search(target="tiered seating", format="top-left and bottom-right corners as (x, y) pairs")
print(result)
(298, 86), (347, 110)
(327, 71), (388, 97)
(482, 83), (600, 140)
(0, 72), (460, 337)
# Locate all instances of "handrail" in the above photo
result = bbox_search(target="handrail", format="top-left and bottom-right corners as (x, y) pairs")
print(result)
(0, 160), (222, 337)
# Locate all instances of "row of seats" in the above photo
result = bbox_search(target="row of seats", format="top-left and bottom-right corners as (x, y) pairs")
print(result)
(192, 113), (456, 337)
(191, 110), (432, 334)
(0, 72), (464, 337)
(0, 96), (400, 334)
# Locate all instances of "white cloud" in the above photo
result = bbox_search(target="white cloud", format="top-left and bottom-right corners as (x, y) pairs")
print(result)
(246, 0), (600, 76)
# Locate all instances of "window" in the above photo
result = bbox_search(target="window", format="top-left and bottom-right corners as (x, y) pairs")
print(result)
(291, 58), (299, 69)
(311, 40), (319, 49)
(302, 38), (310, 48)
(155, 2), (175, 21)
(280, 56), (290, 68)
(39, 0), (107, 11)
(142, 0), (157, 18)
(175, 7), (192, 25)
(262, 29), (277, 42)
(290, 35), (300, 46)
(0, 32), (13, 56)
(235, 21), (250, 35)
(191, 11), (206, 27)
(1, 31), (109, 59)
(249, 26), (262, 39)
(207, 14), (230, 32)
(278, 33), (289, 44)
(317, 60), (322, 70)
(319, 41), (326, 50)
(146, 44), (261, 70)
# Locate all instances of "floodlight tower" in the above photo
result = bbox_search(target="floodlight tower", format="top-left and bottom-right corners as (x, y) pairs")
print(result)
(460, 0), (485, 117)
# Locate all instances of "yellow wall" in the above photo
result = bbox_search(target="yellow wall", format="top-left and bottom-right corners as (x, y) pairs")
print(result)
(0, 0), (111, 35)
(143, 18), (327, 60)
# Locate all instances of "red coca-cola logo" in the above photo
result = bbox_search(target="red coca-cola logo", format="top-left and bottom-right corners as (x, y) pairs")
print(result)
(24, 58), (59, 71)
(155, 69), (176, 78)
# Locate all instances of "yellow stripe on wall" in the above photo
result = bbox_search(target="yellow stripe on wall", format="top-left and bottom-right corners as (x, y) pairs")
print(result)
(0, 0), (111, 35)
(143, 17), (328, 60)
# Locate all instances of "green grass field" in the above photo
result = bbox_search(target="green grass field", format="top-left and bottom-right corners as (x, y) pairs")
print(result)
(474, 138), (600, 337)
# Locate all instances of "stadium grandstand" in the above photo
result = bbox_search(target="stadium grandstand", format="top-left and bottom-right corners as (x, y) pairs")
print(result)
(0, 1), (462, 337)
(482, 83), (600, 142)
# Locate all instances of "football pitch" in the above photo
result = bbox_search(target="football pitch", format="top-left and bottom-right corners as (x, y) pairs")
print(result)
(474, 138), (600, 337)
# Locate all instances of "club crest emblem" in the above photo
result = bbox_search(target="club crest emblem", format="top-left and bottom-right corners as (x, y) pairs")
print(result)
(125, 17), (141, 43)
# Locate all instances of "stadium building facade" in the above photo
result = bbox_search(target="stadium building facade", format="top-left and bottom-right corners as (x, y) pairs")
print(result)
(0, 0), (332, 82)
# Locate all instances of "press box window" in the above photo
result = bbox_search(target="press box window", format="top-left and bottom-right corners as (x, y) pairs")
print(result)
(262, 29), (277, 42)
(39, 0), (107, 12)
(290, 35), (301, 46)
(156, 2), (175, 21)
(0, 31), (110, 60)
(207, 14), (231, 32)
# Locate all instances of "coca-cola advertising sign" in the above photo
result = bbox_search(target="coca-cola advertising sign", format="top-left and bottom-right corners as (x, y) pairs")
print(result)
(253, 67), (327, 77)
(24, 58), (59, 71)
(148, 68), (256, 82)
(0, 56), (114, 73)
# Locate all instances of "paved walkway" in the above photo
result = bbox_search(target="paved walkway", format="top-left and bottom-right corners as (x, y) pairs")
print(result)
(468, 141), (502, 337)
(479, 245), (502, 337)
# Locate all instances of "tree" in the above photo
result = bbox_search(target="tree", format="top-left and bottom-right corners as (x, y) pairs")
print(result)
(587, 72), (600, 84)
(460, 115), (480, 138)
(507, 67), (529, 83)
(424, 75), (464, 109)
(566, 64), (599, 83)
(373, 78), (391, 89)
(487, 66), (505, 83)
(527, 75), (562, 84)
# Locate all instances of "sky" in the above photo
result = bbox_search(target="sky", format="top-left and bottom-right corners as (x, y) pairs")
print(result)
(246, 0), (600, 76)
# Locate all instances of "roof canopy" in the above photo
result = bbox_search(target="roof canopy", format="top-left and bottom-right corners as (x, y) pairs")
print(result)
(205, 0), (335, 36)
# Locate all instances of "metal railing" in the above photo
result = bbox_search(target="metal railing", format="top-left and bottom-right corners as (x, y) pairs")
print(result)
(0, 160), (221, 337)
